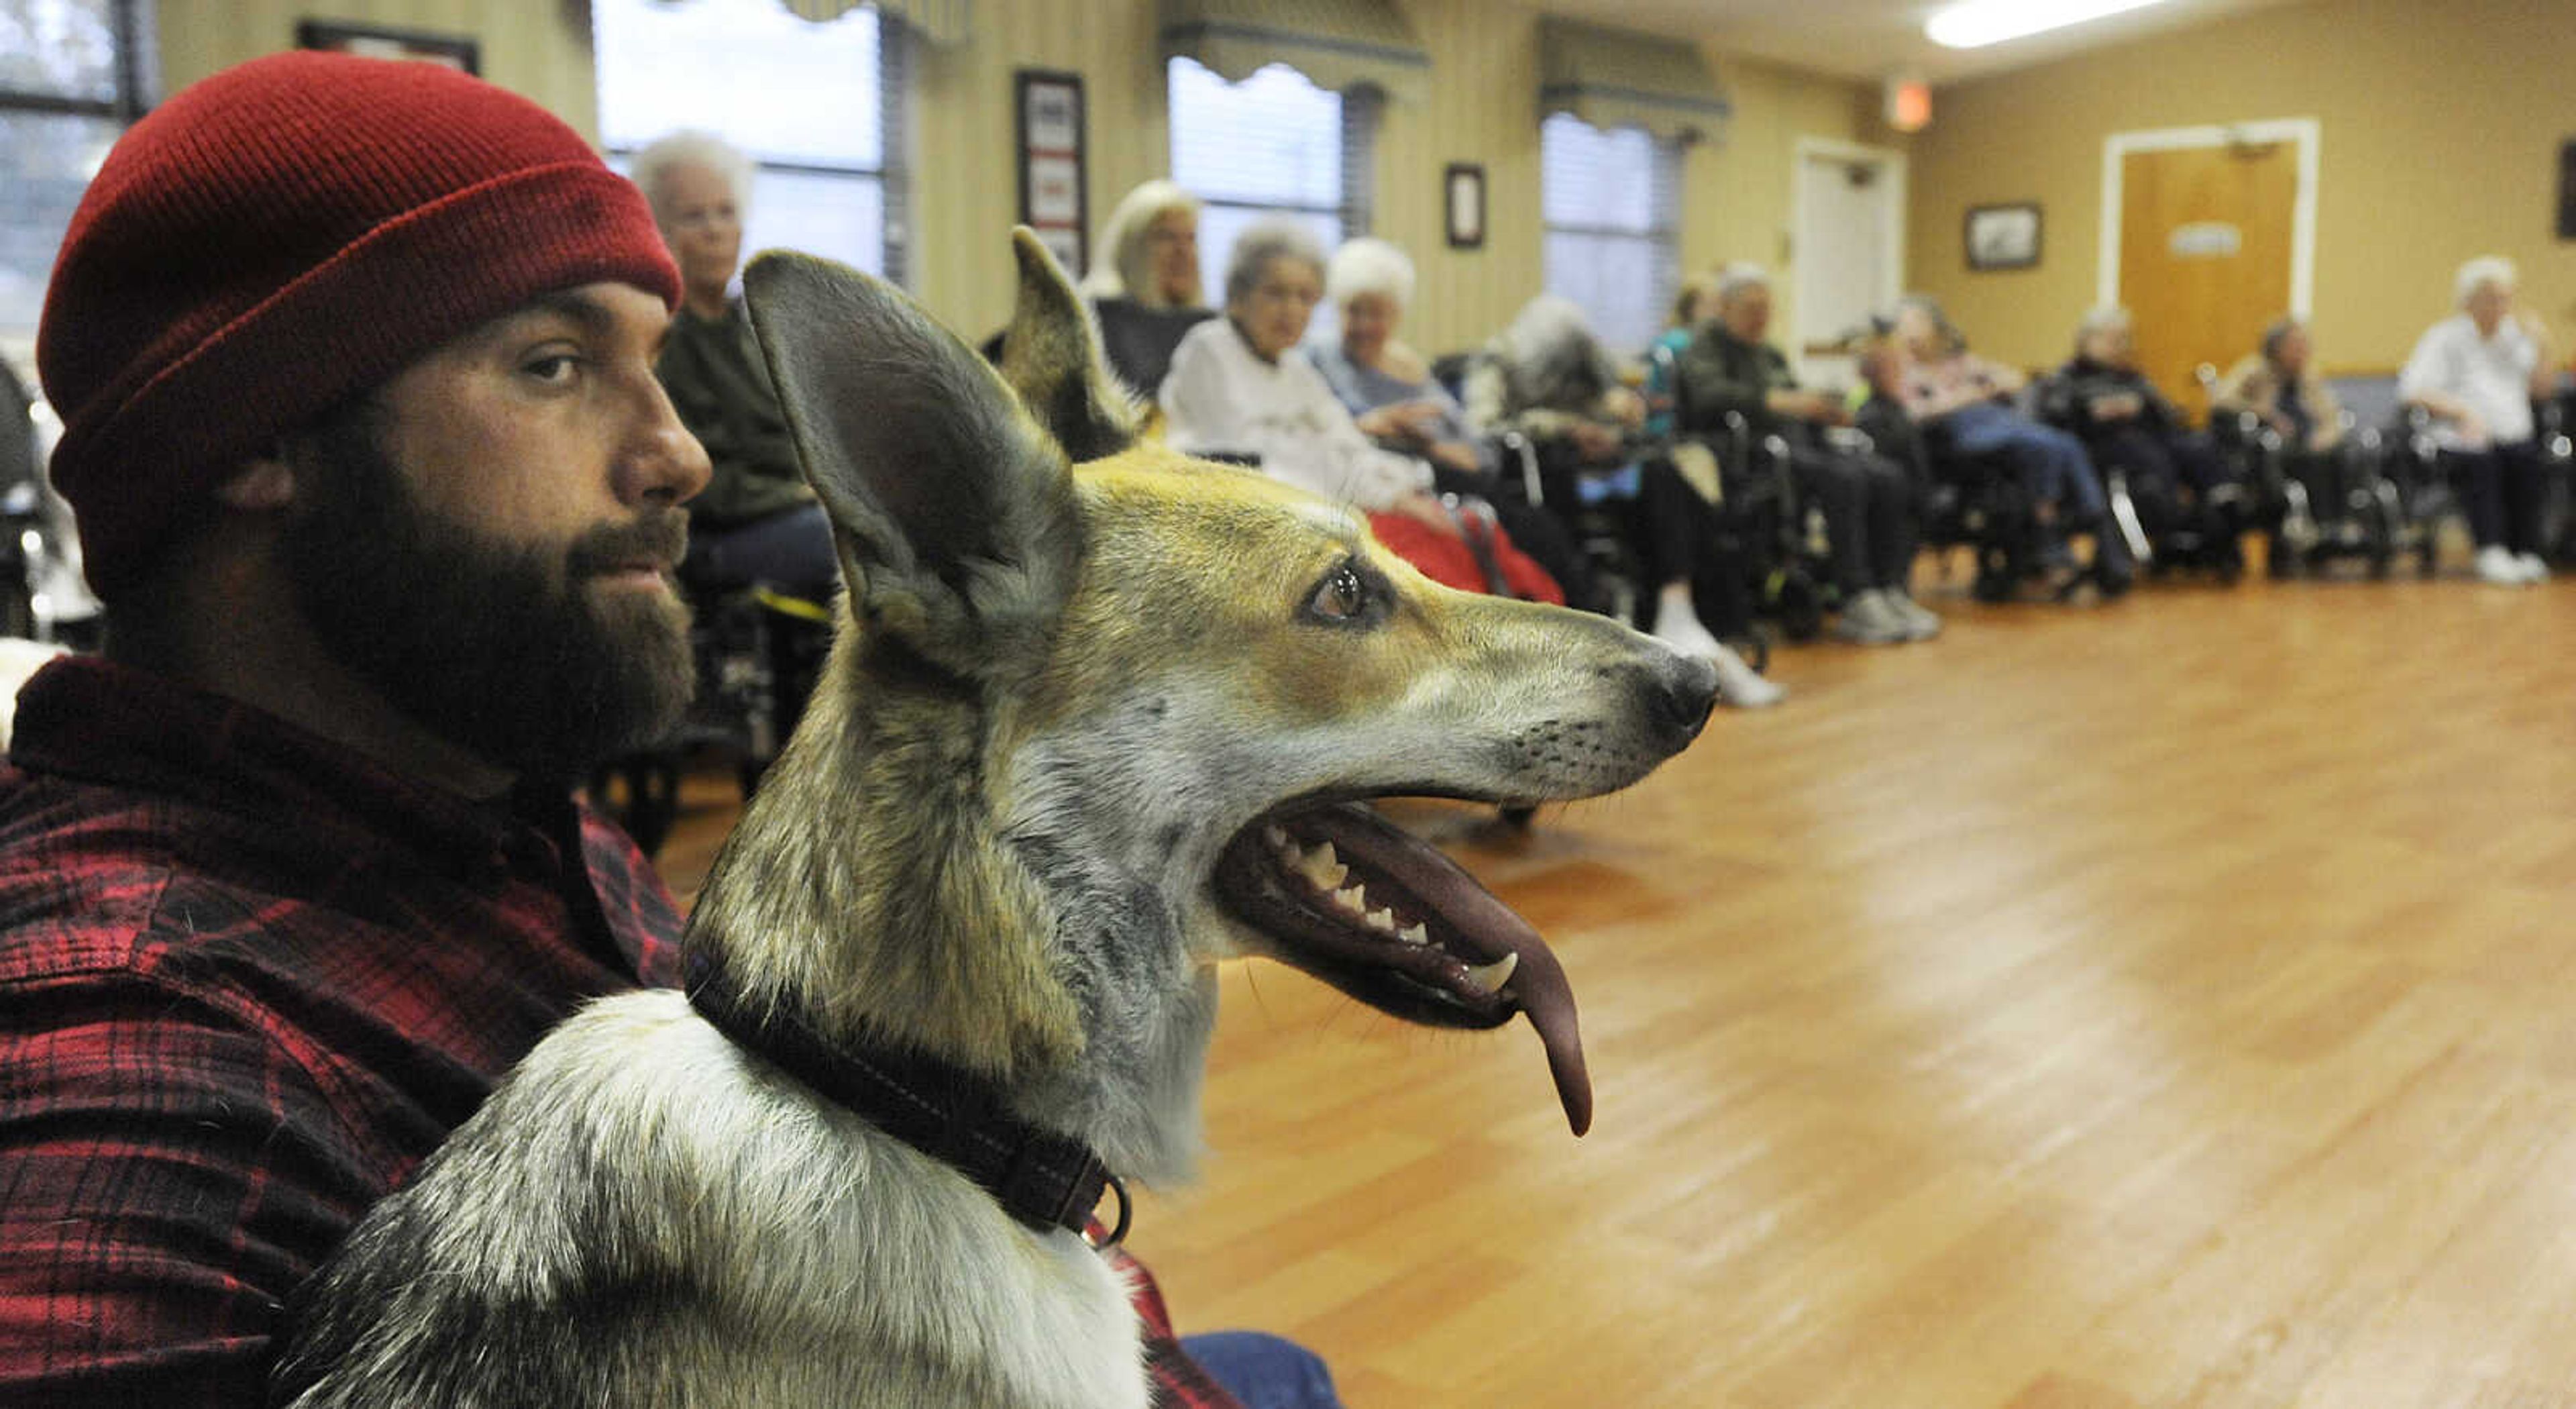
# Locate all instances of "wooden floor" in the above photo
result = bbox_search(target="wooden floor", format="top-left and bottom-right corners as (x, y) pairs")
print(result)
(653, 556), (2576, 1408)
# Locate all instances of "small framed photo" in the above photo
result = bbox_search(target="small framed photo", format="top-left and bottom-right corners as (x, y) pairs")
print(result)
(1016, 70), (1087, 274)
(1445, 162), (1485, 250)
(1965, 201), (2041, 272)
(297, 20), (480, 74)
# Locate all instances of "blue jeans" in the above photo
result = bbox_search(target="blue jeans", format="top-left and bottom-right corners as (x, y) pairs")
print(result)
(1940, 402), (2108, 519)
(1180, 1331), (1344, 1409)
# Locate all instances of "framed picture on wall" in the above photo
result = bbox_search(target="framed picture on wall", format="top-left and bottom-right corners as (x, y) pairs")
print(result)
(297, 20), (480, 74)
(1965, 202), (2041, 271)
(1016, 70), (1088, 276)
(1445, 163), (1485, 250)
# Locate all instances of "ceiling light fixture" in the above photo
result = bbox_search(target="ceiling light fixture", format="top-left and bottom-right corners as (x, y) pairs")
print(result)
(1925, 0), (2168, 48)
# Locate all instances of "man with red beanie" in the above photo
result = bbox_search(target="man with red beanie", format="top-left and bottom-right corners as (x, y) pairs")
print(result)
(0, 52), (1273, 1408)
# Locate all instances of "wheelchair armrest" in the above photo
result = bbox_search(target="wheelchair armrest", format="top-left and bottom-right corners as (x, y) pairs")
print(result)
(1497, 430), (1544, 507)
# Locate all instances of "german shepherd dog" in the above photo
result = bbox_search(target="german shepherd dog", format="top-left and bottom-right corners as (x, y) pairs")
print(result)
(270, 233), (1716, 1407)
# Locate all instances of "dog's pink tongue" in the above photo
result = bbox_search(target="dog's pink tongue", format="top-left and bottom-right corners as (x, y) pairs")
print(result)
(1305, 804), (1594, 1136)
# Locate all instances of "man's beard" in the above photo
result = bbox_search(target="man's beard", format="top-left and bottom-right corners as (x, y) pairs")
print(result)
(278, 407), (696, 784)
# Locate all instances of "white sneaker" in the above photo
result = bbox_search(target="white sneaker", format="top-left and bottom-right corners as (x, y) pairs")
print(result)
(1708, 642), (1785, 709)
(2474, 545), (2524, 584)
(1886, 590), (1943, 641)
(1832, 589), (1911, 645)
(2514, 552), (2548, 583)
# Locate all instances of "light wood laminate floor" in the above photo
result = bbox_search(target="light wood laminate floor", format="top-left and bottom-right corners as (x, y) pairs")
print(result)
(655, 564), (2576, 1408)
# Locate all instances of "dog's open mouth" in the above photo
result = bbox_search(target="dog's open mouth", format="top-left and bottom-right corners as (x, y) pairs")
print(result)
(1213, 800), (1593, 1135)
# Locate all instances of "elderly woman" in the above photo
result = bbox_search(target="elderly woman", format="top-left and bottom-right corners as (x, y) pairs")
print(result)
(1159, 221), (1560, 603)
(1893, 295), (2129, 596)
(1308, 239), (1589, 605)
(632, 130), (838, 602)
(2212, 317), (2345, 454)
(2037, 306), (2246, 572)
(1466, 295), (1781, 707)
(2399, 256), (2557, 584)
(1074, 179), (1216, 395)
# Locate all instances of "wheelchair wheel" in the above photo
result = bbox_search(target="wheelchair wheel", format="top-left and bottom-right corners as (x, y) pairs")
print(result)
(1769, 569), (1825, 642)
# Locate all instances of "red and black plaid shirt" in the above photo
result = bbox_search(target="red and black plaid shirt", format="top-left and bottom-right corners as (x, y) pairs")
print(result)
(0, 657), (1236, 1408)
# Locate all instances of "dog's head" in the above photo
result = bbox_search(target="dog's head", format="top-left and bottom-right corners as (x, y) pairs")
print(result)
(732, 234), (1711, 1149)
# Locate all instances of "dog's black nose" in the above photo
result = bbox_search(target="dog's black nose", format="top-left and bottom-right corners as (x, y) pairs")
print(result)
(1648, 652), (1720, 750)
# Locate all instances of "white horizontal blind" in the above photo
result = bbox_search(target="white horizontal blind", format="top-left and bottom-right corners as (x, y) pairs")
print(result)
(595, 0), (905, 283)
(1542, 112), (1681, 360)
(1168, 57), (1373, 321)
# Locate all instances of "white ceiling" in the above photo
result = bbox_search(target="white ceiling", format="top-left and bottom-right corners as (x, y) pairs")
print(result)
(1536, 0), (2308, 84)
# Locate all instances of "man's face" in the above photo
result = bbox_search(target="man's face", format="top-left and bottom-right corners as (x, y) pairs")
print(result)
(655, 162), (744, 305)
(2465, 280), (2512, 337)
(1721, 285), (1772, 344)
(279, 281), (713, 780)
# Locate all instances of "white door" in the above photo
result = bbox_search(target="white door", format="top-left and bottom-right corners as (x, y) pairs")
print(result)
(1792, 140), (1906, 390)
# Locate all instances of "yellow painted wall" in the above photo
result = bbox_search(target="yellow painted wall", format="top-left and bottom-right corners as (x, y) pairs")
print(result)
(156, 0), (601, 138)
(148, 0), (1873, 354)
(1898, 0), (2576, 374)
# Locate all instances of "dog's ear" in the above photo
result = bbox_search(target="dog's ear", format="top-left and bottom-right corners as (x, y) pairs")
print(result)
(743, 250), (1079, 680)
(996, 227), (1138, 463)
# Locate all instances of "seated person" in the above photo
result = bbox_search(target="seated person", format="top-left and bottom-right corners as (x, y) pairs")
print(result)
(1675, 264), (1937, 644)
(1309, 236), (1589, 607)
(1076, 179), (1218, 397)
(1642, 273), (1721, 439)
(2211, 316), (2345, 456)
(2398, 256), (2557, 584)
(1465, 295), (1782, 708)
(633, 132), (837, 602)
(2036, 307), (2247, 565)
(1159, 221), (1562, 605)
(1892, 295), (2131, 595)
(2212, 317), (2349, 571)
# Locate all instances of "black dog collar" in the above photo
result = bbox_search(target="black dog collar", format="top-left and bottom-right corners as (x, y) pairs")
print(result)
(686, 959), (1128, 1247)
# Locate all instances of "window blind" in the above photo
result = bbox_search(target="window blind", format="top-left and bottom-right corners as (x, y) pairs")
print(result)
(596, 0), (907, 284)
(1542, 112), (1682, 360)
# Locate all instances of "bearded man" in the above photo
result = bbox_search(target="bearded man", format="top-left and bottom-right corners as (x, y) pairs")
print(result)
(0, 49), (1329, 1409)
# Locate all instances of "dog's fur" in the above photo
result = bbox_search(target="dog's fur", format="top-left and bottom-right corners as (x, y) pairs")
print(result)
(270, 233), (1715, 1408)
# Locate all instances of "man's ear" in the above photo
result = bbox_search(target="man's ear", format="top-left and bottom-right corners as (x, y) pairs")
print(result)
(996, 228), (1137, 464)
(213, 458), (295, 512)
(741, 248), (1081, 684)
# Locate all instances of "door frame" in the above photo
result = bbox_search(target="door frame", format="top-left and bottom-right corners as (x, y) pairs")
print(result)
(2096, 117), (2320, 316)
(1790, 136), (1908, 359)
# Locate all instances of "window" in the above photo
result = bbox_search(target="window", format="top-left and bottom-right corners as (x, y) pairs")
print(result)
(1167, 57), (1375, 312)
(594, 0), (906, 284)
(1541, 113), (1682, 359)
(1, 0), (147, 339)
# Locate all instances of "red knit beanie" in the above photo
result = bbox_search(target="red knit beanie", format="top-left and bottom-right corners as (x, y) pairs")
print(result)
(37, 50), (681, 598)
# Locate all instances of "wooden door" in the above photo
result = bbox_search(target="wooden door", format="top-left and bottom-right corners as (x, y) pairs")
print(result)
(2116, 140), (2297, 409)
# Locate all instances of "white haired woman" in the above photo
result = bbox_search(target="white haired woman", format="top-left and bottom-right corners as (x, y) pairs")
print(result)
(1467, 296), (1782, 707)
(632, 130), (838, 603)
(2399, 256), (2557, 583)
(1159, 221), (1562, 603)
(1077, 179), (1216, 395)
(1309, 238), (1590, 606)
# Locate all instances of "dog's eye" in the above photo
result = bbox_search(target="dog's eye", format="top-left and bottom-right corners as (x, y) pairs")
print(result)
(1305, 563), (1373, 623)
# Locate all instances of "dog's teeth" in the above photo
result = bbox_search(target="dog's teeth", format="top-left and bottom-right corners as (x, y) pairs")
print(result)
(1332, 884), (1368, 915)
(1398, 923), (1430, 946)
(1297, 843), (1348, 891)
(1364, 908), (1397, 933)
(1462, 952), (1519, 994)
